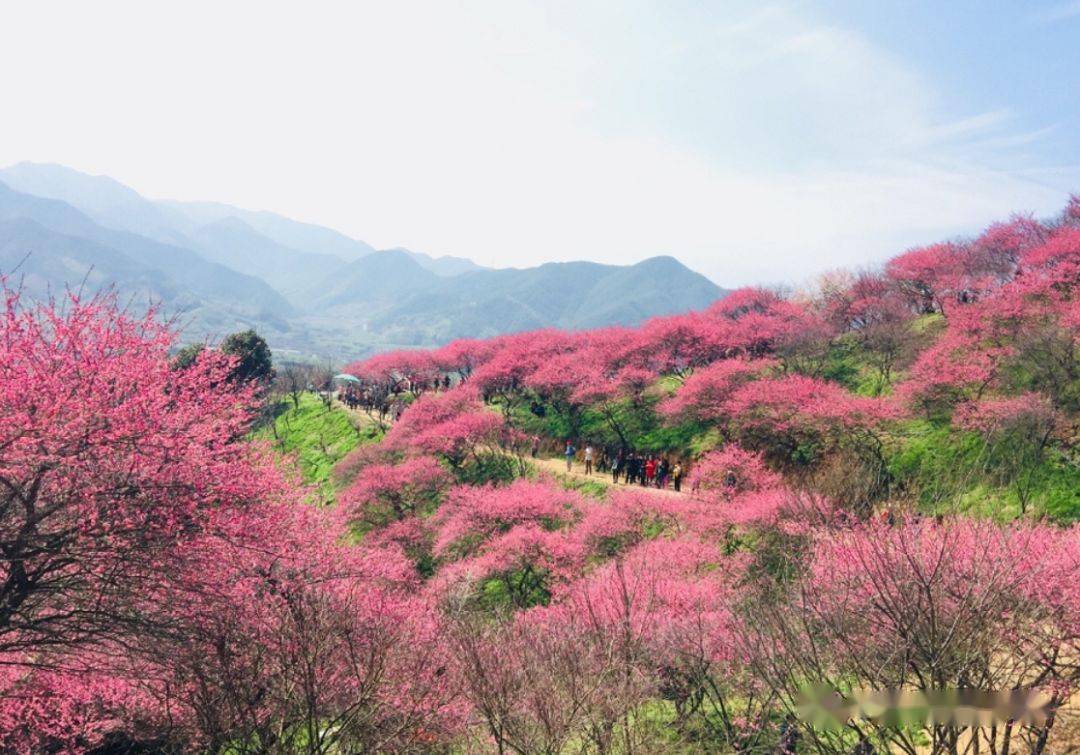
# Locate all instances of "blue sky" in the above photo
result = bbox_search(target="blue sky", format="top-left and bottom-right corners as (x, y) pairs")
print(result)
(815, 1), (1078, 178)
(0, 1), (1076, 286)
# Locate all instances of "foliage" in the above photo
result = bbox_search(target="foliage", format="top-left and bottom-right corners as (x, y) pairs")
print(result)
(255, 392), (377, 502)
(220, 328), (275, 383)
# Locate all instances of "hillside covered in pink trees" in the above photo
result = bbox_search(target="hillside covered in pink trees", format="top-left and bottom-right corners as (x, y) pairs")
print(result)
(0, 198), (1077, 753)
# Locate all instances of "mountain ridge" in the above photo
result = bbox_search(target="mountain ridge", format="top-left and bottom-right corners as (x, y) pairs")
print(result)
(0, 163), (730, 358)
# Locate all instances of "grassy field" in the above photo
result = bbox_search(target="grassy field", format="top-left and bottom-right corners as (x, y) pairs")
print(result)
(254, 392), (380, 503)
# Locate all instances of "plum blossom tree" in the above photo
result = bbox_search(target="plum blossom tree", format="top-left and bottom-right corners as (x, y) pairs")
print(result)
(885, 242), (971, 315)
(0, 662), (165, 754)
(744, 519), (1080, 755)
(705, 287), (820, 358)
(658, 358), (775, 424)
(123, 504), (461, 753)
(471, 331), (578, 420)
(436, 524), (586, 610)
(337, 455), (452, 535)
(721, 374), (898, 476)
(899, 225), (1078, 416)
(447, 599), (613, 754)
(448, 538), (742, 754)
(0, 288), (283, 655)
(384, 387), (527, 476)
(686, 445), (835, 530)
(431, 337), (497, 383)
(430, 479), (582, 561)
(821, 270), (919, 393)
(572, 488), (703, 558)
(687, 445), (783, 500)
(954, 393), (1062, 514)
(569, 362), (657, 450)
(629, 313), (729, 380)
(349, 349), (441, 398)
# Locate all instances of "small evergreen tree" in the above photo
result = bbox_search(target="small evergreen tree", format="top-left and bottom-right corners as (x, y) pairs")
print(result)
(221, 329), (274, 383)
(170, 342), (206, 371)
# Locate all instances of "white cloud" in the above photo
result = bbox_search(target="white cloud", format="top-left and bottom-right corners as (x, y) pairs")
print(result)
(0, 0), (1071, 287)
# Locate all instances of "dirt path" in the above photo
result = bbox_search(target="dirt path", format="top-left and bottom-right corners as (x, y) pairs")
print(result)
(531, 455), (687, 497)
(332, 398), (389, 433)
(331, 393), (686, 498)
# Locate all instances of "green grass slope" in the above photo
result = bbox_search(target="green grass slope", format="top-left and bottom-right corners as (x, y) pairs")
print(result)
(254, 392), (380, 503)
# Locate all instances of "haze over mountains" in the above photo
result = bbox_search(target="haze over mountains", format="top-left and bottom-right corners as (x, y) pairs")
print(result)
(0, 162), (728, 359)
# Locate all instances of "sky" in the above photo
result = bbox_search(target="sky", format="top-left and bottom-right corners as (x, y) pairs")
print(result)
(1, 0), (1078, 287)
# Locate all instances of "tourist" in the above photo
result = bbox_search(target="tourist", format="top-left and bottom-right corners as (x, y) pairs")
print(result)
(564, 441), (576, 472)
(672, 462), (683, 492)
(584, 444), (594, 475)
(657, 457), (670, 488)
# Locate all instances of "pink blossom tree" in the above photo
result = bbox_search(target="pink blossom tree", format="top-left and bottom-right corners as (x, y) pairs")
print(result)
(954, 393), (1062, 514)
(385, 387), (527, 476)
(744, 519), (1080, 754)
(337, 455), (453, 534)
(0, 288), (283, 655)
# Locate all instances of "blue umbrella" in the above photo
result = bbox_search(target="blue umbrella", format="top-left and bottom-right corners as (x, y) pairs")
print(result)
(333, 373), (362, 384)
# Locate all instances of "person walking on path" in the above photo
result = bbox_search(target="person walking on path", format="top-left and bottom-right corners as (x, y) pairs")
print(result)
(530, 435), (540, 458)
(657, 457), (670, 488)
(564, 441), (576, 472)
(611, 451), (623, 484)
(672, 462), (683, 493)
(584, 445), (594, 475)
(644, 456), (656, 486)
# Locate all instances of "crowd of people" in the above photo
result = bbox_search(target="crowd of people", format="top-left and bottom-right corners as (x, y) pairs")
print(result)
(334, 377), (690, 494)
(558, 441), (685, 492)
(337, 373), (455, 420)
(338, 384), (407, 421)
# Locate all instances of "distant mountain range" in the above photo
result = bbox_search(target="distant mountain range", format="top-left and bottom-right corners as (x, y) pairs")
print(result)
(0, 162), (729, 359)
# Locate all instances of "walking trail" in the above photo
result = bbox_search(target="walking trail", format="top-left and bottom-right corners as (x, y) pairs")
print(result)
(532, 455), (686, 497)
(333, 395), (687, 498)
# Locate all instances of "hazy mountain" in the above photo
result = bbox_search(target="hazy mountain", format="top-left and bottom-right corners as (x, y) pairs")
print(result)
(0, 162), (195, 247)
(162, 200), (376, 261)
(568, 255), (721, 328)
(0, 180), (296, 336)
(398, 248), (486, 277)
(189, 217), (344, 298)
(307, 250), (441, 310)
(0, 217), (172, 300)
(0, 162), (730, 358)
(351, 256), (725, 344)
(1, 164), (378, 288)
